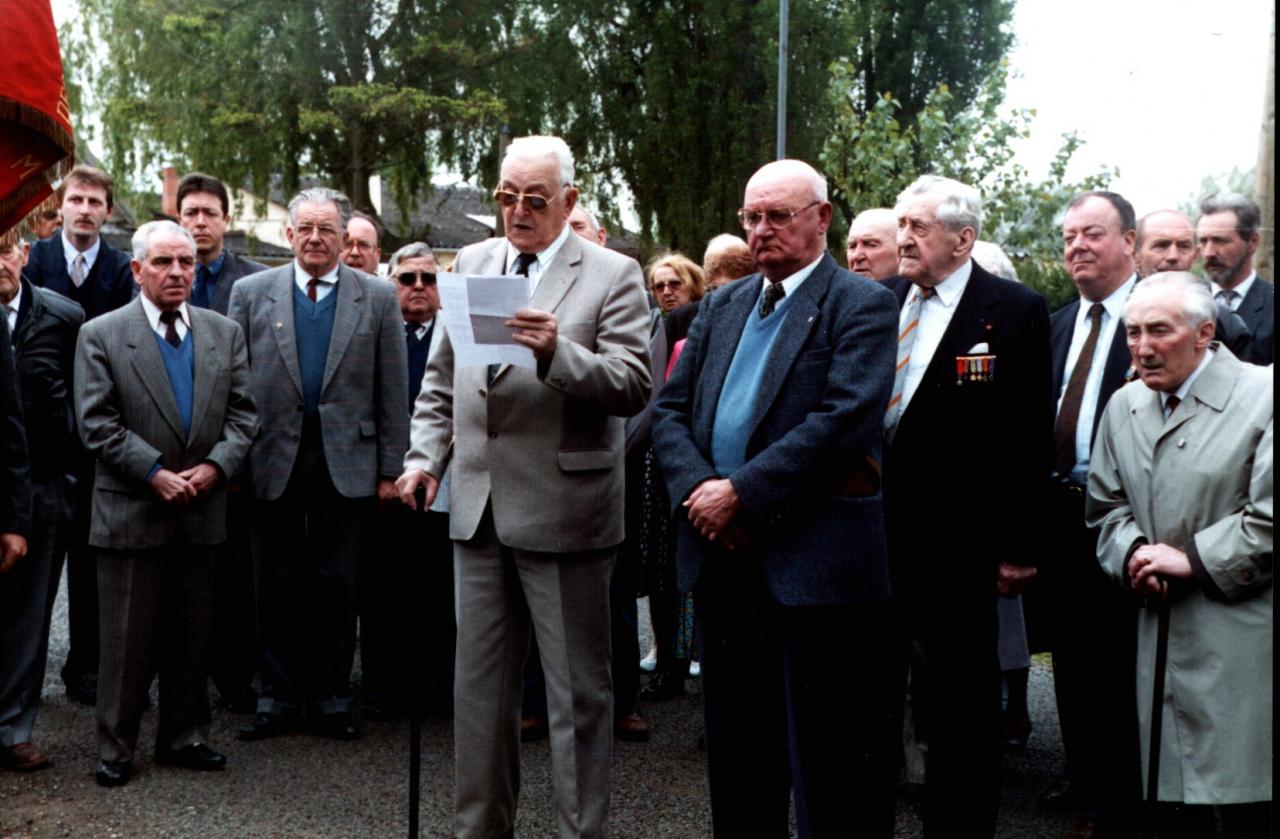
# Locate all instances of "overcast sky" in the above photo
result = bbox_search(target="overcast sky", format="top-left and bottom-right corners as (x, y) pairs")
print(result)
(55, 0), (1272, 217)
(1004, 0), (1271, 213)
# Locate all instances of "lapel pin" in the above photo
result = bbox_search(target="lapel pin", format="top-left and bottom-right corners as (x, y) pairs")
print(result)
(1177, 438), (1187, 448)
(275, 322), (283, 329)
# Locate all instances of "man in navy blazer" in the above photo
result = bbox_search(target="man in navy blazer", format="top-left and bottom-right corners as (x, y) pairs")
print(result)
(22, 164), (134, 708)
(882, 175), (1053, 838)
(652, 159), (901, 838)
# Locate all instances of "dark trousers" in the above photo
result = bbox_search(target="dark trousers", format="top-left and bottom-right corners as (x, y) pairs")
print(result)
(360, 506), (454, 713)
(521, 551), (641, 721)
(96, 541), (214, 762)
(894, 584), (1003, 838)
(209, 485), (258, 700)
(0, 476), (66, 746)
(695, 553), (899, 839)
(1047, 483), (1142, 828)
(1150, 802), (1273, 839)
(250, 436), (363, 716)
(60, 455), (99, 686)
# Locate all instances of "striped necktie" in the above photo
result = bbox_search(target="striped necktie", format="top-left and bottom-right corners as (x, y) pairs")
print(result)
(884, 285), (933, 440)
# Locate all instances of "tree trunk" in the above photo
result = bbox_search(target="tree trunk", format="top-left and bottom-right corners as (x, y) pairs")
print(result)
(1255, 6), (1274, 281)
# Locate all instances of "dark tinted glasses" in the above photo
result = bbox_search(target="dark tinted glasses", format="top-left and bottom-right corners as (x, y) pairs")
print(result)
(396, 271), (437, 287)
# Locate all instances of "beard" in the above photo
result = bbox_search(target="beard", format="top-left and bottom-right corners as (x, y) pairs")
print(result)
(1205, 249), (1250, 286)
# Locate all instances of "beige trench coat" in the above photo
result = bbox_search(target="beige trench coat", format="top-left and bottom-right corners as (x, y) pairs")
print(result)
(1087, 345), (1272, 804)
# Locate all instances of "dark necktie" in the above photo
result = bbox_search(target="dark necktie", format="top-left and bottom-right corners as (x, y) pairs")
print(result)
(760, 281), (786, 317)
(1054, 302), (1105, 476)
(405, 321), (421, 345)
(307, 277), (320, 302)
(1163, 394), (1180, 421)
(159, 310), (182, 347)
(192, 264), (213, 309)
(489, 253), (537, 383)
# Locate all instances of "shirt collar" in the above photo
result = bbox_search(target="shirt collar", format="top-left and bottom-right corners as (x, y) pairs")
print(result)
(919, 258), (973, 307)
(405, 316), (434, 339)
(62, 231), (101, 267)
(138, 293), (190, 333)
(1161, 347), (1215, 410)
(1082, 272), (1137, 324)
(293, 259), (340, 286)
(4, 281), (21, 315)
(505, 224), (571, 275)
(760, 253), (824, 297)
(1211, 270), (1256, 301)
(203, 250), (227, 277)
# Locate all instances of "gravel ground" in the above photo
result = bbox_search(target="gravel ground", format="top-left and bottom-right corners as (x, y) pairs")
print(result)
(0, 578), (1091, 838)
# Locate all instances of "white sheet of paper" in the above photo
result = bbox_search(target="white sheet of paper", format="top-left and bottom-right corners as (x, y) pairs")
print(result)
(436, 273), (536, 369)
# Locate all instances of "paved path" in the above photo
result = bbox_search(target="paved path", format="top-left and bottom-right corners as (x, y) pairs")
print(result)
(0, 581), (1091, 837)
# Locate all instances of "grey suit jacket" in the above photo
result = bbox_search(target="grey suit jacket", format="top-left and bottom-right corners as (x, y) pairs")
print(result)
(405, 233), (651, 553)
(74, 298), (259, 549)
(227, 262), (409, 501)
(209, 250), (270, 315)
(651, 254), (900, 605)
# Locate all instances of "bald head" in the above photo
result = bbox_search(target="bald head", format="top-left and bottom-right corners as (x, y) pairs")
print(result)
(703, 233), (755, 290)
(846, 208), (899, 279)
(741, 159), (832, 281)
(1135, 209), (1198, 277)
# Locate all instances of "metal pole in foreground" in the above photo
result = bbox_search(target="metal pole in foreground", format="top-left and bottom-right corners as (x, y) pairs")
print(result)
(776, 0), (789, 159)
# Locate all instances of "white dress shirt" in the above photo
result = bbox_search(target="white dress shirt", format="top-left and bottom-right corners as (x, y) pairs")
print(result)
(759, 253), (823, 299)
(62, 232), (101, 285)
(294, 260), (340, 302)
(1211, 272), (1257, 311)
(138, 293), (191, 343)
(900, 259), (973, 413)
(4, 282), (21, 335)
(1057, 273), (1137, 482)
(1159, 347), (1215, 419)
(504, 224), (571, 293)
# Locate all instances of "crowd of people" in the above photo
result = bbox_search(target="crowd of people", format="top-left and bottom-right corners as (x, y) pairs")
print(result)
(0, 131), (1271, 839)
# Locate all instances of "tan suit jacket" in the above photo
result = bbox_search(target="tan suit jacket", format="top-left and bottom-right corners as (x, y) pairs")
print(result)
(405, 233), (651, 552)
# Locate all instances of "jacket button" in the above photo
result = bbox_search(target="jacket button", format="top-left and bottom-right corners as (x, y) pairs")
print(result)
(479, 389), (486, 397)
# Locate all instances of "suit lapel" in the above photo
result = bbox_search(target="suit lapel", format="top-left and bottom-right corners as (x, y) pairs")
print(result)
(187, 309), (217, 441)
(126, 299), (186, 441)
(267, 267), (305, 398)
(1050, 301), (1079, 396)
(912, 264), (996, 399)
(322, 266), (363, 391)
(1155, 345), (1233, 445)
(746, 257), (831, 439)
(494, 236), (572, 384)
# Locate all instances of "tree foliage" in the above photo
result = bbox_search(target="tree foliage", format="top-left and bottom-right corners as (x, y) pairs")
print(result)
(821, 63), (1114, 311)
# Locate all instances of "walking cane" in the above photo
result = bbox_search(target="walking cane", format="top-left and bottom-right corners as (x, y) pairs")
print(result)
(408, 484), (427, 839)
(1141, 593), (1172, 838)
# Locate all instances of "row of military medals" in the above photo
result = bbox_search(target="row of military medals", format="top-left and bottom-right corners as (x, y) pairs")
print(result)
(955, 354), (996, 385)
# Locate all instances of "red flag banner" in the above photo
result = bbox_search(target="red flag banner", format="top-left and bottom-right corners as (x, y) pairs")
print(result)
(0, 0), (74, 234)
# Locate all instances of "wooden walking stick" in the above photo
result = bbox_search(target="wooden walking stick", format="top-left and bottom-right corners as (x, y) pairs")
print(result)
(408, 484), (427, 839)
(1142, 594), (1172, 838)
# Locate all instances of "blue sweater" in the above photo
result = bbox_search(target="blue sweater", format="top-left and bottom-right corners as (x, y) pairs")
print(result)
(154, 330), (195, 438)
(294, 284), (337, 417)
(711, 287), (797, 475)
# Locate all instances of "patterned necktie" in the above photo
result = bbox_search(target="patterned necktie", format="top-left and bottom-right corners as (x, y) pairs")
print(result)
(759, 281), (786, 317)
(1218, 289), (1237, 310)
(193, 264), (213, 309)
(159, 310), (182, 347)
(884, 285), (933, 439)
(1053, 303), (1105, 476)
(489, 253), (536, 383)
(307, 277), (319, 302)
(70, 253), (86, 288)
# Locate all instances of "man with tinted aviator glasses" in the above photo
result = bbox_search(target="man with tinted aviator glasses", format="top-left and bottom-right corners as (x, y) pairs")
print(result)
(397, 134), (651, 839)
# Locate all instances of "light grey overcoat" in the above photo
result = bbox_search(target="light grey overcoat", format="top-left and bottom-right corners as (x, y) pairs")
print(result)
(1087, 344), (1272, 804)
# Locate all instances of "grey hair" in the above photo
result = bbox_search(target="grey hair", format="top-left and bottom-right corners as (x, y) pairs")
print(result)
(971, 240), (1019, 282)
(287, 187), (353, 229)
(131, 219), (195, 261)
(896, 175), (983, 240)
(574, 206), (601, 236)
(1198, 192), (1261, 238)
(388, 241), (439, 274)
(1126, 271), (1216, 328)
(506, 136), (575, 186)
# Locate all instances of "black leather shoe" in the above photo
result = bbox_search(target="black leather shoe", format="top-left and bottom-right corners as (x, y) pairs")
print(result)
(639, 672), (685, 701)
(64, 673), (98, 706)
(95, 759), (132, 787)
(155, 743), (227, 771)
(237, 713), (297, 741)
(314, 711), (360, 741)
